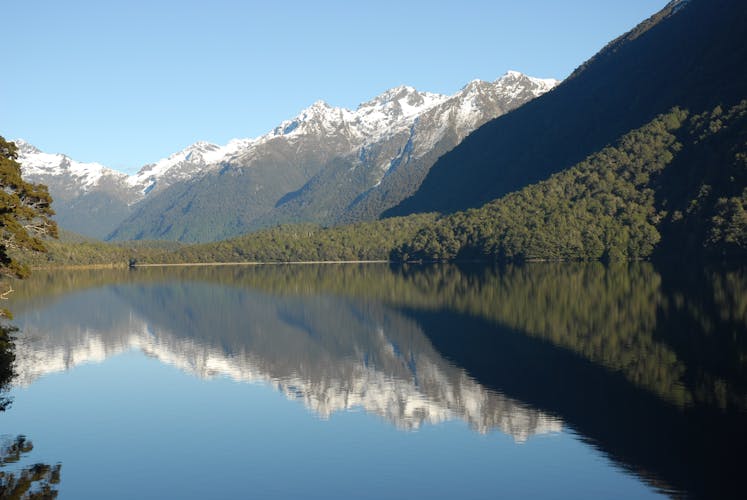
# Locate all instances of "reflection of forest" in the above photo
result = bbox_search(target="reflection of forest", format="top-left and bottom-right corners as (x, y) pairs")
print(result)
(0, 325), (15, 412)
(0, 435), (61, 499)
(11, 262), (746, 411)
(7, 262), (747, 498)
(0, 325), (62, 499)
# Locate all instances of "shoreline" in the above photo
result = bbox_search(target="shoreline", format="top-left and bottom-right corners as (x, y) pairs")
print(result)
(133, 260), (391, 267)
(31, 260), (392, 271)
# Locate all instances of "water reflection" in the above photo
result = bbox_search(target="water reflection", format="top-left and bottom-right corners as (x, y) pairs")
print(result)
(0, 324), (62, 498)
(7, 262), (747, 498)
(0, 325), (16, 412)
(11, 274), (560, 441)
(0, 435), (61, 499)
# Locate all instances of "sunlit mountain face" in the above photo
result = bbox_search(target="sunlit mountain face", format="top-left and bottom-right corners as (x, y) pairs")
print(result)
(15, 72), (557, 241)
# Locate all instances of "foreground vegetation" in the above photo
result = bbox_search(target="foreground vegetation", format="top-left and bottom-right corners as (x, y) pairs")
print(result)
(0, 137), (57, 279)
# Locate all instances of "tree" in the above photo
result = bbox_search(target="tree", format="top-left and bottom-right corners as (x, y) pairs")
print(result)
(0, 137), (58, 317)
(0, 137), (57, 279)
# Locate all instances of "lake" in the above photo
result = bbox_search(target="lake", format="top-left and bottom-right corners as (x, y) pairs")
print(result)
(0, 262), (745, 498)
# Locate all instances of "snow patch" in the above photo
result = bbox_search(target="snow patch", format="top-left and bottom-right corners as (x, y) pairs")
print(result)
(15, 140), (126, 190)
(16, 70), (559, 200)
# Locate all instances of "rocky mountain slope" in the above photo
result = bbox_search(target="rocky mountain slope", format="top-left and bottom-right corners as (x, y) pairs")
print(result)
(14, 140), (135, 237)
(17, 71), (556, 241)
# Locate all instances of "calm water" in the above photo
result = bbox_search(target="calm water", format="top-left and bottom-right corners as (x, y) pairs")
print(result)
(0, 262), (745, 499)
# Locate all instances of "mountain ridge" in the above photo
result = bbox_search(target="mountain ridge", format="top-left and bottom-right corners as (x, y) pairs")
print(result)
(18, 70), (556, 194)
(17, 71), (558, 241)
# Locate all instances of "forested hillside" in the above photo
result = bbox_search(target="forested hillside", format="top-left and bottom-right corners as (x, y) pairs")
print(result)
(388, 0), (747, 217)
(394, 102), (747, 262)
(139, 214), (437, 264)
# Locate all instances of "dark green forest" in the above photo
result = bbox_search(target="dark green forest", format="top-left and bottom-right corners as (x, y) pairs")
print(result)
(395, 102), (747, 262)
(143, 213), (438, 264)
(19, 214), (436, 267)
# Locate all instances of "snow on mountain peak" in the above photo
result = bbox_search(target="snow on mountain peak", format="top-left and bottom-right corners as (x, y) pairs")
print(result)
(359, 85), (448, 119)
(459, 79), (491, 94)
(265, 86), (448, 145)
(503, 69), (524, 79)
(126, 140), (238, 193)
(185, 140), (219, 152)
(12, 138), (41, 155)
(299, 100), (346, 124)
(309, 99), (332, 110)
(366, 84), (419, 104)
(266, 100), (353, 142)
(17, 70), (559, 200)
(14, 139), (125, 190)
(495, 70), (559, 97)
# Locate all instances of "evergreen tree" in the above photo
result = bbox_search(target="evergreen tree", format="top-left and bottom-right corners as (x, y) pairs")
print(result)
(0, 137), (57, 280)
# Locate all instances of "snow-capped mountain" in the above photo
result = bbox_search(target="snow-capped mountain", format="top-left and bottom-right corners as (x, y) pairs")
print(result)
(14, 139), (128, 189)
(14, 140), (138, 237)
(17, 70), (558, 241)
(126, 138), (254, 196)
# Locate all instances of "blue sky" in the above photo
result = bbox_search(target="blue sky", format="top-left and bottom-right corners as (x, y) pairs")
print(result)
(3, 0), (670, 173)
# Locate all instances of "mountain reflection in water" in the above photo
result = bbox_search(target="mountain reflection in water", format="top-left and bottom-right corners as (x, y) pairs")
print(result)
(12, 282), (560, 440)
(7, 262), (747, 498)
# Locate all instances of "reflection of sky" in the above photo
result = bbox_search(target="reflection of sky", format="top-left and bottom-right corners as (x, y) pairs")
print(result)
(0, 351), (662, 500)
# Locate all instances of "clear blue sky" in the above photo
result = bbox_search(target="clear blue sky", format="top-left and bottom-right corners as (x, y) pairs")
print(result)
(3, 0), (670, 173)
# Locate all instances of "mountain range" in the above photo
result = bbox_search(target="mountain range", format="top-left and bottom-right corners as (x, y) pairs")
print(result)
(16, 71), (557, 242)
(388, 0), (747, 218)
(14, 0), (746, 260)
